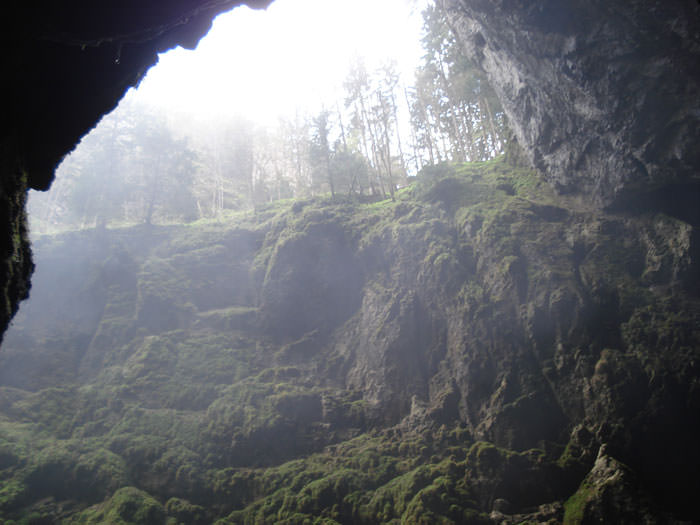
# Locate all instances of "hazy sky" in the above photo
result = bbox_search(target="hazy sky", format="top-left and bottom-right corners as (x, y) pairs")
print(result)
(129, 0), (429, 124)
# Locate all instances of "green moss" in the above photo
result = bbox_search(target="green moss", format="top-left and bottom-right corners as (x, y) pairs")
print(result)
(562, 480), (593, 524)
(2, 155), (696, 523)
(69, 486), (165, 525)
(164, 497), (207, 524)
(468, 441), (505, 466)
(209, 430), (485, 524)
(0, 479), (25, 511)
(556, 441), (579, 471)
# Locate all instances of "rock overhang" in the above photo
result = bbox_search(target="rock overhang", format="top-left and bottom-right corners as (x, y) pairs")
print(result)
(446, 0), (700, 211)
(3, 0), (272, 191)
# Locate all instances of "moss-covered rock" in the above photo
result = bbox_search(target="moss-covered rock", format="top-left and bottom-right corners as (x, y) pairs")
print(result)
(70, 486), (165, 524)
(0, 157), (698, 522)
(0, 164), (32, 347)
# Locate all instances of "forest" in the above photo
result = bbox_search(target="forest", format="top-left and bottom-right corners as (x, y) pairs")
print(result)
(29, 4), (505, 233)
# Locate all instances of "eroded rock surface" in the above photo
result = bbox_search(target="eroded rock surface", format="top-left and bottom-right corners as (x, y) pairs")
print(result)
(446, 0), (700, 211)
(1, 160), (697, 522)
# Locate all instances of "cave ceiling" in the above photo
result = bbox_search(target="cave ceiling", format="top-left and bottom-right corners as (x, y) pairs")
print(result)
(3, 1), (271, 192)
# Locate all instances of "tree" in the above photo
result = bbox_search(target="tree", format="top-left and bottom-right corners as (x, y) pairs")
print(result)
(310, 109), (334, 197)
(29, 99), (198, 230)
(330, 148), (370, 195)
(279, 112), (313, 197)
(409, 3), (507, 165)
(343, 57), (411, 198)
(344, 57), (384, 196)
(130, 112), (198, 224)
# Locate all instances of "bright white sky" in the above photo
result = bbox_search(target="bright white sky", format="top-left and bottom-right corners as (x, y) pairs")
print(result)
(129, 0), (428, 125)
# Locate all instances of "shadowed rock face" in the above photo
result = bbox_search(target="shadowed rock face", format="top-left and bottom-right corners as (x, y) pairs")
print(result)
(446, 0), (700, 210)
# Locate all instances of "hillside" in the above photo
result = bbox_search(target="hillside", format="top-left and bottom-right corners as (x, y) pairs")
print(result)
(0, 157), (698, 523)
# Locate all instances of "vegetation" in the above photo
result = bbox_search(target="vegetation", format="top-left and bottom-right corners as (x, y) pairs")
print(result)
(0, 159), (538, 522)
(28, 4), (506, 234)
(3, 154), (697, 522)
(3, 2), (698, 523)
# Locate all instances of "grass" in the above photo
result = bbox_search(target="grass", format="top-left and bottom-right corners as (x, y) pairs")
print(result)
(563, 480), (593, 524)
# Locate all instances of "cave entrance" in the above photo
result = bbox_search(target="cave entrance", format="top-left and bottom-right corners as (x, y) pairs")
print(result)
(26, 0), (427, 234)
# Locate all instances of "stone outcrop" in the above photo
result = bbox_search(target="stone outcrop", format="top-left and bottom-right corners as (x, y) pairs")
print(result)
(1, 160), (697, 522)
(563, 445), (663, 524)
(445, 0), (700, 212)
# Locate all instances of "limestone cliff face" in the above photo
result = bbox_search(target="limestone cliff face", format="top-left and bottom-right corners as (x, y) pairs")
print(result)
(446, 0), (700, 211)
(1, 160), (697, 522)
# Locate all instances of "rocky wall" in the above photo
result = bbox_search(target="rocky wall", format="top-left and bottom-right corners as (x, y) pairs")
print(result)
(445, 0), (700, 211)
(1, 160), (698, 521)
